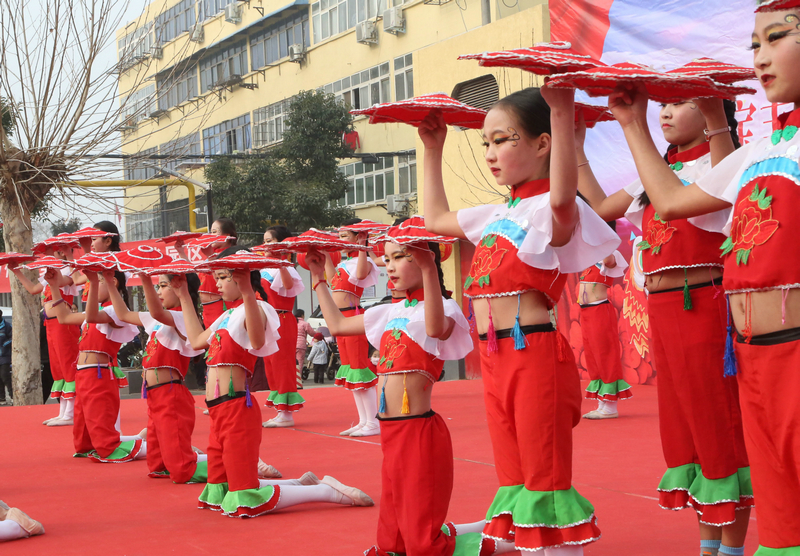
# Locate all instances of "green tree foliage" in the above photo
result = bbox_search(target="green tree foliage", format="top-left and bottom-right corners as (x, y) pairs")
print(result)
(50, 217), (82, 236)
(205, 90), (354, 236)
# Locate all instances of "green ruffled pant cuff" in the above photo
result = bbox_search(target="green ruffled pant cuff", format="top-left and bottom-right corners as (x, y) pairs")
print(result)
(220, 485), (279, 517)
(265, 390), (305, 411)
(88, 439), (143, 463)
(185, 461), (208, 484)
(755, 546), (800, 555)
(62, 380), (76, 397)
(448, 531), (483, 556)
(198, 482), (228, 509)
(658, 464), (753, 506)
(334, 364), (378, 390)
(49, 379), (65, 398)
(585, 379), (633, 401)
(486, 485), (596, 528)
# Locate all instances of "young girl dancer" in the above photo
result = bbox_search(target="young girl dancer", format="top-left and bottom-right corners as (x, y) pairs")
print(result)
(45, 269), (147, 463)
(578, 237), (630, 419)
(422, 86), (619, 555)
(325, 219), (381, 437)
(9, 250), (80, 426)
(104, 268), (208, 483)
(260, 225), (306, 428)
(306, 230), (476, 556)
(177, 247), (373, 517)
(580, 96), (751, 554)
(197, 218), (238, 328)
(606, 9), (800, 553)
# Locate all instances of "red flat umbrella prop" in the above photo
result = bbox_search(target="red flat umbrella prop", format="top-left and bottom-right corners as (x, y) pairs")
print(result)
(547, 62), (755, 104)
(377, 216), (460, 246)
(755, 0), (800, 11)
(351, 93), (487, 129)
(61, 227), (118, 240)
(0, 252), (36, 266)
(157, 231), (204, 244)
(33, 234), (81, 255)
(666, 57), (756, 84)
(458, 41), (605, 75)
(258, 229), (370, 256)
(186, 234), (235, 249)
(338, 219), (391, 233)
(141, 259), (197, 276)
(70, 252), (119, 273)
(194, 251), (293, 272)
(575, 102), (615, 128)
(115, 245), (173, 272)
(25, 256), (70, 271)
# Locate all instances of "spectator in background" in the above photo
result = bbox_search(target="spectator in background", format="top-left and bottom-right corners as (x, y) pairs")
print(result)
(294, 309), (316, 372)
(307, 333), (329, 384)
(0, 310), (12, 405)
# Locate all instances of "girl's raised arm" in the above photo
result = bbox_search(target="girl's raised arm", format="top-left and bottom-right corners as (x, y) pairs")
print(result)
(141, 274), (175, 328)
(43, 270), (85, 326)
(233, 270), (267, 350)
(103, 271), (142, 327)
(306, 250), (365, 336)
(608, 86), (731, 220)
(175, 277), (213, 350)
(419, 111), (467, 239)
(84, 272), (113, 324)
(412, 247), (454, 340)
(8, 263), (44, 296)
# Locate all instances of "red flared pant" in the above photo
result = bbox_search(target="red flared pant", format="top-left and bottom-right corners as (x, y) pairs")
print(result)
(580, 301), (625, 387)
(377, 412), (456, 556)
(264, 313), (299, 396)
(735, 335), (800, 550)
(146, 381), (198, 483)
(206, 394), (262, 492)
(74, 365), (122, 458)
(46, 319), (80, 395)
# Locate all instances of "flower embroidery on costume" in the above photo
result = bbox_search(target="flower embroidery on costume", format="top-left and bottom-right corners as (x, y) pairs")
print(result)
(720, 184), (779, 266)
(143, 337), (158, 364)
(206, 333), (222, 362)
(380, 330), (408, 370)
(638, 213), (676, 255)
(42, 285), (52, 302)
(464, 234), (508, 289)
(771, 125), (798, 145)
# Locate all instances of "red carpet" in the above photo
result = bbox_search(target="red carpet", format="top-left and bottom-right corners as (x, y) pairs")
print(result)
(0, 380), (760, 555)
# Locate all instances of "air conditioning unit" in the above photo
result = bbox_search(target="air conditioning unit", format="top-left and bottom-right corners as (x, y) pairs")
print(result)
(189, 25), (204, 42)
(355, 20), (378, 45)
(288, 43), (305, 63)
(150, 46), (163, 59)
(386, 194), (408, 216)
(383, 7), (405, 34)
(224, 2), (242, 24)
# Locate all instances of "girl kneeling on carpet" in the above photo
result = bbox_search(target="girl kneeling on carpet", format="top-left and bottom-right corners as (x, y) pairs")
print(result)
(176, 247), (373, 518)
(307, 225), (486, 556)
(422, 86), (620, 555)
(105, 268), (208, 484)
(45, 269), (147, 463)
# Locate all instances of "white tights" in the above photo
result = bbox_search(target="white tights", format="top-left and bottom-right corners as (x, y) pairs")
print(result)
(0, 520), (25, 541)
(256, 481), (351, 510)
(119, 434), (147, 460)
(352, 387), (379, 426)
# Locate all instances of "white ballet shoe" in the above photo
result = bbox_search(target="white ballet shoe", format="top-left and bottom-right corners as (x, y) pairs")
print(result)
(0, 500), (9, 520)
(42, 417), (59, 425)
(339, 423), (364, 436)
(137, 428), (148, 440)
(6, 508), (45, 537)
(257, 459), (283, 479)
(321, 475), (374, 507)
(349, 422), (380, 437)
(47, 418), (73, 427)
(262, 417), (295, 428)
(583, 409), (618, 420)
(191, 446), (205, 455)
(298, 471), (320, 486)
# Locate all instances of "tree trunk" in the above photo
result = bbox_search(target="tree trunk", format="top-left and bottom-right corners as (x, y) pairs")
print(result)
(0, 194), (42, 405)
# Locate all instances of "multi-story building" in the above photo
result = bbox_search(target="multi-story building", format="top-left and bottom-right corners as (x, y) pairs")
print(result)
(116, 0), (549, 300)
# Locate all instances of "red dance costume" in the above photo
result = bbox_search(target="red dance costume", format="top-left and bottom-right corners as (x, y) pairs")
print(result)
(696, 108), (800, 553)
(74, 303), (142, 463)
(260, 267), (305, 411)
(331, 255), (379, 390)
(578, 252), (631, 401)
(625, 141), (753, 526)
(197, 300), (283, 517)
(140, 309), (207, 483)
(457, 179), (620, 552)
(40, 270), (80, 400)
(362, 288), (474, 556)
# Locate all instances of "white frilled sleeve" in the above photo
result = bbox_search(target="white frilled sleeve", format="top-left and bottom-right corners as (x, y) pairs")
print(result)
(139, 312), (204, 358)
(457, 204), (506, 246)
(344, 256), (379, 289)
(206, 300), (281, 357)
(518, 194), (621, 273)
(262, 267), (305, 297)
(600, 250), (629, 278)
(95, 306), (139, 344)
(623, 179), (646, 230)
(364, 298), (473, 361)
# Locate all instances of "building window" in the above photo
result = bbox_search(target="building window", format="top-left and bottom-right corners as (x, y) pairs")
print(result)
(202, 0), (236, 18)
(126, 207), (164, 242)
(123, 147), (159, 182)
(120, 85), (157, 126)
(311, 0), (386, 42)
(326, 62), (390, 110)
(159, 133), (202, 174)
(250, 14), (310, 70)
(394, 53), (413, 101)
(451, 74), (499, 111)
(157, 66), (198, 111)
(253, 99), (292, 148)
(155, 0), (199, 44)
(117, 24), (153, 69)
(340, 157), (394, 206)
(199, 41), (248, 92)
(397, 154), (416, 195)
(202, 114), (251, 155)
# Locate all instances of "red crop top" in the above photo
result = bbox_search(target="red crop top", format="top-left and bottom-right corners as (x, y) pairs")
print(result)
(579, 265), (613, 288)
